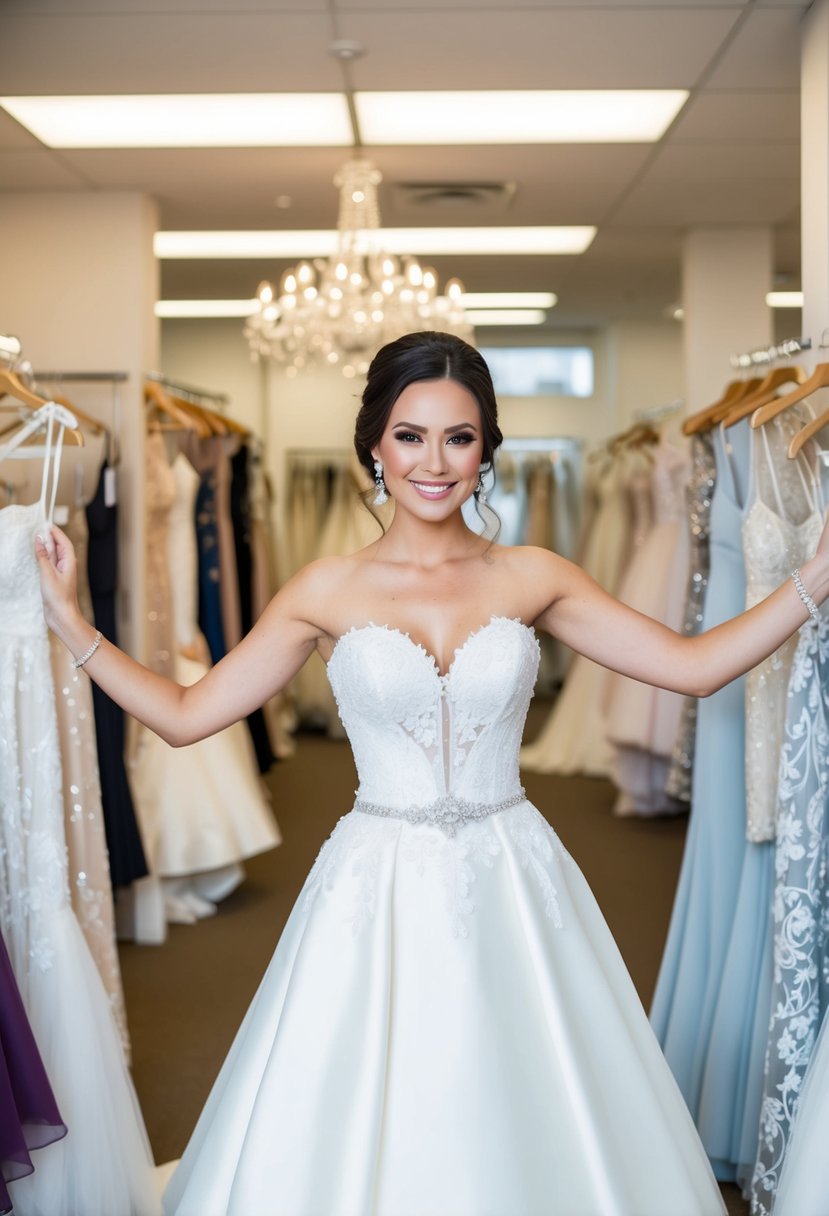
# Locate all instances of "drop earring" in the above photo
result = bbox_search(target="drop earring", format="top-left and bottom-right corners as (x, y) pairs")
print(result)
(476, 466), (488, 507)
(373, 459), (389, 506)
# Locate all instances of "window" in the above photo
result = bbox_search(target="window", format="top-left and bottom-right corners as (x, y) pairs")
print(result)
(479, 346), (594, 398)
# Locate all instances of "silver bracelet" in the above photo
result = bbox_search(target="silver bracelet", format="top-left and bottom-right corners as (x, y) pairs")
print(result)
(791, 569), (820, 622)
(72, 630), (103, 670)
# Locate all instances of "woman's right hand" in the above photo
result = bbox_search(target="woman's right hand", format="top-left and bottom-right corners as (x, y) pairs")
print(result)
(34, 523), (81, 632)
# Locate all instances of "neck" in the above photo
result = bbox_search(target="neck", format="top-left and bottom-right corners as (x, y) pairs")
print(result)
(375, 504), (484, 567)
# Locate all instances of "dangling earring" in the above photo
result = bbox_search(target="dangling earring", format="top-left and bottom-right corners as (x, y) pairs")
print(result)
(373, 459), (389, 506)
(476, 466), (488, 507)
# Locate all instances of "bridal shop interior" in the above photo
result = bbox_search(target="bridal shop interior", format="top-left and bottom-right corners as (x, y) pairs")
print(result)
(4, 1), (829, 1214)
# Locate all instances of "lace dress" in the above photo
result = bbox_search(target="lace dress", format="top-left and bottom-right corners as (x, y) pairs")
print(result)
(164, 618), (726, 1216)
(0, 417), (158, 1215)
(750, 458), (828, 1216)
(666, 431), (716, 803)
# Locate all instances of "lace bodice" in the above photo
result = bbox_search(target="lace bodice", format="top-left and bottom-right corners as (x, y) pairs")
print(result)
(742, 415), (822, 842)
(0, 502), (48, 634)
(327, 617), (540, 809)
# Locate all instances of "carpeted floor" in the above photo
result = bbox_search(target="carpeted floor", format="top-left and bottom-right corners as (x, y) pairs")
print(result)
(119, 701), (748, 1215)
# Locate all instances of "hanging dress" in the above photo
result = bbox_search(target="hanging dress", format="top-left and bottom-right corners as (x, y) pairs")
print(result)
(750, 449), (827, 1215)
(649, 417), (752, 1176)
(85, 459), (148, 889)
(521, 454), (633, 777)
(0, 405), (158, 1216)
(0, 927), (65, 1216)
(49, 504), (130, 1060)
(665, 431), (717, 803)
(130, 447), (281, 904)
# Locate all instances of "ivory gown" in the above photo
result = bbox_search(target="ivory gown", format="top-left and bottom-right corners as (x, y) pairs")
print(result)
(164, 617), (725, 1216)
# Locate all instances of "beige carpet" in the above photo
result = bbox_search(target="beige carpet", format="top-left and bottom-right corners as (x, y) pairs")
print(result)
(119, 701), (748, 1215)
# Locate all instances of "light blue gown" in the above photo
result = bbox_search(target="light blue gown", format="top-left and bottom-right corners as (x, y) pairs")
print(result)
(651, 416), (767, 1183)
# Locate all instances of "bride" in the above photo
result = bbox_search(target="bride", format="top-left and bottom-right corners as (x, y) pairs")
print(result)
(37, 331), (829, 1215)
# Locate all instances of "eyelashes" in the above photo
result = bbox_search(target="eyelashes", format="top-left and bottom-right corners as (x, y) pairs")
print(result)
(393, 431), (476, 445)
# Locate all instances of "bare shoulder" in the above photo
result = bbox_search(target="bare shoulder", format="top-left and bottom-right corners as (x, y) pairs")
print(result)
(283, 552), (366, 602)
(484, 544), (581, 621)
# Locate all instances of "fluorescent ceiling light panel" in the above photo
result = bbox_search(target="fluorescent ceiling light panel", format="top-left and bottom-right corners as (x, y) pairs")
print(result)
(155, 227), (595, 259)
(766, 291), (803, 308)
(465, 309), (546, 326)
(462, 292), (557, 308)
(155, 299), (259, 318)
(0, 94), (352, 148)
(355, 90), (689, 144)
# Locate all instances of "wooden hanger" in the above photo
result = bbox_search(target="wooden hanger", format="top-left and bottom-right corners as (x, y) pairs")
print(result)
(787, 409), (829, 459)
(144, 381), (212, 438)
(0, 370), (83, 446)
(682, 378), (763, 436)
(721, 366), (807, 429)
(751, 362), (829, 429)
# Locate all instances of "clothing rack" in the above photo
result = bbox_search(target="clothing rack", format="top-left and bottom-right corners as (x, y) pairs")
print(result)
(33, 370), (129, 454)
(145, 372), (230, 407)
(730, 336), (812, 369)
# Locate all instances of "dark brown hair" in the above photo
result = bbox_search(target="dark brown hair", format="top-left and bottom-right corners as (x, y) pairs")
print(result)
(354, 331), (503, 484)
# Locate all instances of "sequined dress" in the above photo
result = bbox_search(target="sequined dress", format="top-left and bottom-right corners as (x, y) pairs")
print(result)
(665, 431), (716, 803)
(164, 618), (725, 1216)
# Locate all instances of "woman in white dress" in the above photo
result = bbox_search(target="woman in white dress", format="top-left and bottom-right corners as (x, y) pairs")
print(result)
(36, 332), (829, 1216)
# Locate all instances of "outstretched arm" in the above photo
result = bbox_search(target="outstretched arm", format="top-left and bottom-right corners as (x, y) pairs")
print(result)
(36, 525), (327, 747)
(531, 541), (829, 699)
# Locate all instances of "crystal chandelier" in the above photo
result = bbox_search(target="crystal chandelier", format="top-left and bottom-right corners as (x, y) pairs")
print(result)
(244, 158), (472, 378)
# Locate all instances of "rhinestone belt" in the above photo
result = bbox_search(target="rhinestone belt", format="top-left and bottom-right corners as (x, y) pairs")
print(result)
(352, 788), (526, 836)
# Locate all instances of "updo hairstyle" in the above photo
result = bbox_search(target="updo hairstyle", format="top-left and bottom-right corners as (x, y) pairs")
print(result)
(354, 331), (503, 487)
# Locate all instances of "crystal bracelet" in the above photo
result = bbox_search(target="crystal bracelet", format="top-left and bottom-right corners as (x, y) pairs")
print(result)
(791, 568), (820, 623)
(72, 629), (102, 670)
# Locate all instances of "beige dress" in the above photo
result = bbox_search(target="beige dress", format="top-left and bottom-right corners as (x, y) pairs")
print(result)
(49, 506), (130, 1060)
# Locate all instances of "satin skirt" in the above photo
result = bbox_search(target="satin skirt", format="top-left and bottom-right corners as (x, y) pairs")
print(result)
(164, 803), (725, 1216)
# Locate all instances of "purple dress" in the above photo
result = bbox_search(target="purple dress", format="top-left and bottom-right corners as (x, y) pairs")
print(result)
(0, 930), (65, 1213)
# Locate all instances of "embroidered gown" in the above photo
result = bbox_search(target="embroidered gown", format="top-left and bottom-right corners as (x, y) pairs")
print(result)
(164, 617), (725, 1216)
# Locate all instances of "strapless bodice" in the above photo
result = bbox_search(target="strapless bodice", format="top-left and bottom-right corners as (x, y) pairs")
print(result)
(0, 503), (49, 636)
(326, 616), (540, 811)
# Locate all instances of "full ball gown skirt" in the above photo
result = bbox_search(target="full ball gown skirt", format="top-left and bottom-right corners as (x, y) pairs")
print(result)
(164, 618), (725, 1216)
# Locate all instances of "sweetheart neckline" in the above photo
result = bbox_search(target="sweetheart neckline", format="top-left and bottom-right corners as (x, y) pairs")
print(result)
(327, 615), (536, 682)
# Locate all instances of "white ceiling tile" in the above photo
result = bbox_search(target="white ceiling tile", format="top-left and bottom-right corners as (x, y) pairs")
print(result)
(0, 151), (91, 190)
(612, 176), (799, 226)
(342, 8), (742, 89)
(641, 139), (799, 183)
(704, 8), (803, 90)
(2, 12), (342, 94)
(670, 89), (799, 142)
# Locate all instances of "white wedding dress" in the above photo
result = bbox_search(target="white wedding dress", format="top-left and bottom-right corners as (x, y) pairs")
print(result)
(164, 617), (725, 1216)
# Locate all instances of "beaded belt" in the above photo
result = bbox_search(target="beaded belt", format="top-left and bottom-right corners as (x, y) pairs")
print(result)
(352, 788), (526, 836)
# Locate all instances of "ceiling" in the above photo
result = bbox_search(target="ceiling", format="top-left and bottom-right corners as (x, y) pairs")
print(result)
(1, 0), (809, 333)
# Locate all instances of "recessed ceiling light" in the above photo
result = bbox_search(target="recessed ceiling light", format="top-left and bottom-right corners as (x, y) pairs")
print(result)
(154, 228), (595, 259)
(355, 90), (689, 145)
(462, 292), (557, 308)
(465, 309), (546, 326)
(0, 94), (352, 148)
(155, 300), (259, 318)
(765, 291), (803, 308)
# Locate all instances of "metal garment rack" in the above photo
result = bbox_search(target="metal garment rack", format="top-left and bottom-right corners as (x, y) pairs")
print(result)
(145, 371), (230, 407)
(730, 336), (812, 369)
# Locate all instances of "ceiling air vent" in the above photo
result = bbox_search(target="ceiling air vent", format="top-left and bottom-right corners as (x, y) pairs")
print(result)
(391, 181), (516, 213)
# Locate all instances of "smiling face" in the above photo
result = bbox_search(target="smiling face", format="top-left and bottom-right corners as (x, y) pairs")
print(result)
(371, 378), (484, 516)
